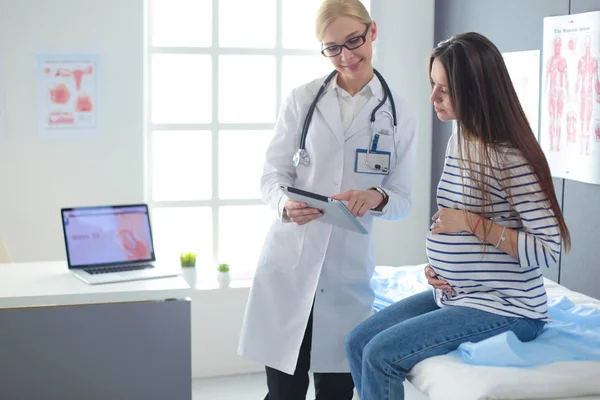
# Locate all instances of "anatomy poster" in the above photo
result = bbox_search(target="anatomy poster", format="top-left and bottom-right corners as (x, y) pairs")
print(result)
(36, 53), (100, 139)
(541, 11), (600, 185)
(502, 50), (540, 138)
(0, 53), (5, 140)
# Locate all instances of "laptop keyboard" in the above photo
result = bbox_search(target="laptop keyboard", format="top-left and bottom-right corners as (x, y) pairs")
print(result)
(84, 264), (154, 275)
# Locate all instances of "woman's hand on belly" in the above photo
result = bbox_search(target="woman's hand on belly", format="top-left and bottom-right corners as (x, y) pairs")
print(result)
(425, 264), (453, 292)
(430, 208), (472, 235)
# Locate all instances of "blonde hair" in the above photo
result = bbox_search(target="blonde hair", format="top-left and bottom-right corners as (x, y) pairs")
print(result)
(315, 0), (372, 41)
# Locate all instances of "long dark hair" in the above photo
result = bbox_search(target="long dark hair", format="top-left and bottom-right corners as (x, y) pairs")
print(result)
(430, 32), (570, 251)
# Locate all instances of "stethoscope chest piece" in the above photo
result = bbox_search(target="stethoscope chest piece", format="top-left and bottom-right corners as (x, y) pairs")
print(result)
(293, 149), (309, 167)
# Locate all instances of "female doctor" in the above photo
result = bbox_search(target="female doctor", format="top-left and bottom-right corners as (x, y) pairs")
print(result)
(238, 1), (418, 398)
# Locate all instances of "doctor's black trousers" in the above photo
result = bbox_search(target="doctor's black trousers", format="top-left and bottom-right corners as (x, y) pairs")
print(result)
(264, 307), (355, 400)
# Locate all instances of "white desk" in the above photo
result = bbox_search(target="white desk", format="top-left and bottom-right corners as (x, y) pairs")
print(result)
(0, 261), (190, 308)
(0, 261), (192, 400)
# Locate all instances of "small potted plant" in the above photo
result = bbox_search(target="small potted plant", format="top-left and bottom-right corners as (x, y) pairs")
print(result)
(217, 263), (231, 288)
(180, 252), (197, 287)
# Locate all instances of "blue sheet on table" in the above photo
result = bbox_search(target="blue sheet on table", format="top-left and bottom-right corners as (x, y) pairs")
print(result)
(371, 266), (600, 367)
(450, 296), (600, 366)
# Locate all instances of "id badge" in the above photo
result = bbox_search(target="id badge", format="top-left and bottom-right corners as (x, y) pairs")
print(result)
(354, 149), (391, 175)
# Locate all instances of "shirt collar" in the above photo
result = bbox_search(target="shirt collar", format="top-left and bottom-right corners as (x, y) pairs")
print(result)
(330, 73), (384, 101)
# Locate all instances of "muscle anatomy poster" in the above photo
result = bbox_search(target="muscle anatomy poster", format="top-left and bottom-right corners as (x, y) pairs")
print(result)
(541, 11), (600, 184)
(36, 53), (100, 139)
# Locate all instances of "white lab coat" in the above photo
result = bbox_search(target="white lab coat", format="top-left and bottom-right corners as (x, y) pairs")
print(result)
(238, 73), (418, 375)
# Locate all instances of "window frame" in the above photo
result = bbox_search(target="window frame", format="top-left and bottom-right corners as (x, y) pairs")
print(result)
(144, 0), (328, 278)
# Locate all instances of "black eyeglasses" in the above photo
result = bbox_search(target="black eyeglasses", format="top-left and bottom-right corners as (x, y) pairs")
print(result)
(320, 25), (370, 57)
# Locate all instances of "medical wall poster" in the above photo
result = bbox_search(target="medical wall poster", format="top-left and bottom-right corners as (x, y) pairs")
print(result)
(0, 53), (5, 141)
(541, 11), (600, 185)
(36, 53), (100, 139)
(502, 50), (541, 139)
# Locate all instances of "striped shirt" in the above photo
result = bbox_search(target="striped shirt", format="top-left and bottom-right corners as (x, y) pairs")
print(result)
(427, 134), (561, 320)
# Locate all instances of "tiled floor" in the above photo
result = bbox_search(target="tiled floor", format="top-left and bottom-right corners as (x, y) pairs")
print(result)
(192, 372), (429, 399)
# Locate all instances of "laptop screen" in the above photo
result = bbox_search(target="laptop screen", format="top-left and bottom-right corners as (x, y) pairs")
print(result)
(61, 204), (156, 268)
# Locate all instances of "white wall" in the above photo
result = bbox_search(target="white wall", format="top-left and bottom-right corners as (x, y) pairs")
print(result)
(371, 0), (435, 266)
(0, 0), (434, 267)
(0, 0), (435, 379)
(0, 0), (145, 261)
(0, 0), (255, 380)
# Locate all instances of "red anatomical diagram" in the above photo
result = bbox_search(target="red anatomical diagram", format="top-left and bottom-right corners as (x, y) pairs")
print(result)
(76, 95), (93, 112)
(575, 35), (600, 155)
(545, 37), (568, 152)
(566, 111), (577, 144)
(49, 83), (71, 104)
(55, 65), (93, 91)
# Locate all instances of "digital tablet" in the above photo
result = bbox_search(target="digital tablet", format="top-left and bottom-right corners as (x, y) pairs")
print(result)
(279, 185), (368, 234)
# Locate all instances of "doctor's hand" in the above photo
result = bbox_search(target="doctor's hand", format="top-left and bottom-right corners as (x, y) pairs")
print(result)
(284, 200), (323, 225)
(424, 264), (452, 292)
(331, 190), (383, 217)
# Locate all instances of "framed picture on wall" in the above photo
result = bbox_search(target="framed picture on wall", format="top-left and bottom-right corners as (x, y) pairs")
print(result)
(36, 53), (101, 139)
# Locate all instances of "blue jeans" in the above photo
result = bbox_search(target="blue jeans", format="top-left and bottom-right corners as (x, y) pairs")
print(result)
(345, 290), (546, 400)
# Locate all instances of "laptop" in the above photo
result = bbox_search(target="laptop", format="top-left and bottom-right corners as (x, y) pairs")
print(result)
(61, 203), (179, 285)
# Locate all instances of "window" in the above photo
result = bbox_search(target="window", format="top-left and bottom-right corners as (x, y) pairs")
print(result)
(146, 0), (369, 279)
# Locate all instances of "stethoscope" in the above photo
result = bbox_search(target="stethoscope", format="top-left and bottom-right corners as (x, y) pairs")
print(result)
(292, 68), (397, 173)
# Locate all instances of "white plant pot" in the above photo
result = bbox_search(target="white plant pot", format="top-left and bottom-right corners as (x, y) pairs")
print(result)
(217, 271), (231, 288)
(181, 267), (197, 288)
